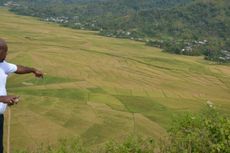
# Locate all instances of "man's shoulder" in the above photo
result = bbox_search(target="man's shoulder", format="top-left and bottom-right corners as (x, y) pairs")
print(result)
(1, 61), (15, 65)
(0, 61), (17, 74)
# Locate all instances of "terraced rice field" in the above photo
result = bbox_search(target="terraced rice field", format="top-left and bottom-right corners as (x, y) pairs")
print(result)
(0, 8), (229, 151)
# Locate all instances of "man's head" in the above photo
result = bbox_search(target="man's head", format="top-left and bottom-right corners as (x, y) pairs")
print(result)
(0, 38), (8, 62)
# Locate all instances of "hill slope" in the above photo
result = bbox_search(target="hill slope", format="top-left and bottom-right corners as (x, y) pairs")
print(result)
(6, 0), (230, 61)
(0, 8), (230, 151)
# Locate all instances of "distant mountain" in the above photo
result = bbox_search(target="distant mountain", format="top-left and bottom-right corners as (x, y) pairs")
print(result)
(4, 0), (230, 62)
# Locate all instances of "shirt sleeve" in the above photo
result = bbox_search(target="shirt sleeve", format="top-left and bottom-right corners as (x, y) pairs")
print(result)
(3, 61), (18, 74)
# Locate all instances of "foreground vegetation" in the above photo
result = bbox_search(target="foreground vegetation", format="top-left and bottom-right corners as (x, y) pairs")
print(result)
(161, 105), (230, 153)
(0, 9), (230, 152)
(3, 0), (230, 62)
(16, 106), (230, 153)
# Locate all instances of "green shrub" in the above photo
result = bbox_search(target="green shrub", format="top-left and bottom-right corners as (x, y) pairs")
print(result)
(160, 104), (230, 153)
(15, 138), (89, 153)
(15, 136), (155, 153)
(102, 136), (155, 153)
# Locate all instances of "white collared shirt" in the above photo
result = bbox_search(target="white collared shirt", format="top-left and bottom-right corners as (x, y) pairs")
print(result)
(0, 61), (17, 114)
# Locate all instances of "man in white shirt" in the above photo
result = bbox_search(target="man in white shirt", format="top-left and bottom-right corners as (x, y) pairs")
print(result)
(0, 38), (43, 153)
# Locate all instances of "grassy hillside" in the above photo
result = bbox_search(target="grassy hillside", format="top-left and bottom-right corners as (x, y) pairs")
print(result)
(8, 0), (230, 61)
(0, 8), (230, 151)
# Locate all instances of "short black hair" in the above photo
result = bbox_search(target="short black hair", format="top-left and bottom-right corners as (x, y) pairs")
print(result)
(0, 38), (8, 52)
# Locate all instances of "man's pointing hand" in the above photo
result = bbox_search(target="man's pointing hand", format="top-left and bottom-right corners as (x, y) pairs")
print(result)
(33, 69), (43, 78)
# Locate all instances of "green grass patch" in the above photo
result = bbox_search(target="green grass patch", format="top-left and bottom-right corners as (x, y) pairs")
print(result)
(89, 93), (126, 111)
(87, 87), (106, 94)
(9, 88), (88, 101)
(7, 75), (76, 88)
(115, 95), (175, 127)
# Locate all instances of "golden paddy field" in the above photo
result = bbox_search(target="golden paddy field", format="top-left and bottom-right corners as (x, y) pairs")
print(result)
(0, 8), (229, 151)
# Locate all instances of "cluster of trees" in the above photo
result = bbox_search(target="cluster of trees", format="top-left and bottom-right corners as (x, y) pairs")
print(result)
(161, 104), (230, 153)
(2, 0), (230, 62)
(147, 39), (230, 63)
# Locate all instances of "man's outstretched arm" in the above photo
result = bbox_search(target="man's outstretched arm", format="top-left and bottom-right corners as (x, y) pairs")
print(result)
(15, 65), (43, 78)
